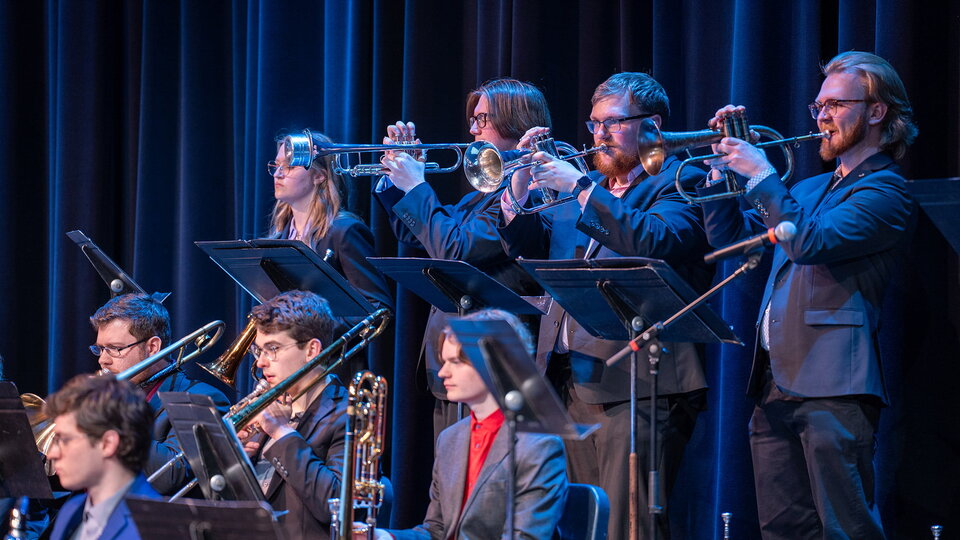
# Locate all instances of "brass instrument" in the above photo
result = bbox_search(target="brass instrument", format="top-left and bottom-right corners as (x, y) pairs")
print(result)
(225, 308), (392, 433)
(282, 129), (468, 177)
(115, 320), (225, 385)
(3, 497), (29, 540)
(329, 371), (388, 540)
(634, 114), (828, 203)
(462, 132), (607, 214)
(20, 322), (222, 470)
(200, 316), (258, 387)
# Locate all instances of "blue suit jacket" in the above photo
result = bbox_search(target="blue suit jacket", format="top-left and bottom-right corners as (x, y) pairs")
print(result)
(145, 370), (230, 495)
(699, 153), (916, 402)
(498, 157), (712, 404)
(48, 474), (160, 540)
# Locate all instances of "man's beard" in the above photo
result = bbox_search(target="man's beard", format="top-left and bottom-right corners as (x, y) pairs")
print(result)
(593, 147), (640, 178)
(819, 112), (867, 161)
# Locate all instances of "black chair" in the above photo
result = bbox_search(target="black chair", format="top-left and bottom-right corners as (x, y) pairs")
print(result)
(556, 483), (610, 540)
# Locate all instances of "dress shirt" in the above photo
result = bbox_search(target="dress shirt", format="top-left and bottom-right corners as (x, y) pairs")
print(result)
(71, 477), (135, 540)
(462, 409), (505, 509)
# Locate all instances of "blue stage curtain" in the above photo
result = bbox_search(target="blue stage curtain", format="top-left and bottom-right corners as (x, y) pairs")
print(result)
(1, 0), (957, 536)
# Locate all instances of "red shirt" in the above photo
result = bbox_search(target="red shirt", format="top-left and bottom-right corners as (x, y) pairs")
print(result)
(462, 408), (505, 508)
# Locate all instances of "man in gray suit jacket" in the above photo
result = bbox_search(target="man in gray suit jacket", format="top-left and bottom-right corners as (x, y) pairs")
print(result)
(370, 310), (568, 540)
(698, 51), (917, 539)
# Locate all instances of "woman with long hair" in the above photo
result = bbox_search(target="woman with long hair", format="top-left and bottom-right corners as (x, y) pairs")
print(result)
(266, 131), (392, 312)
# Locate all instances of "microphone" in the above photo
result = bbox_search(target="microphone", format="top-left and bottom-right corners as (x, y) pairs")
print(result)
(704, 221), (796, 264)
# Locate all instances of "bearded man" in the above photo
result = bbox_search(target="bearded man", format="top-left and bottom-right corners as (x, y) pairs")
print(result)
(497, 72), (713, 540)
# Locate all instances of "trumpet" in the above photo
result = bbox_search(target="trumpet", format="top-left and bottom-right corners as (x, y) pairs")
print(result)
(635, 113), (828, 203)
(282, 129), (468, 177)
(329, 371), (388, 540)
(462, 133), (607, 214)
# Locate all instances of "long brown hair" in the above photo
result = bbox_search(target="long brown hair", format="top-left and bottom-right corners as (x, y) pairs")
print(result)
(268, 131), (347, 246)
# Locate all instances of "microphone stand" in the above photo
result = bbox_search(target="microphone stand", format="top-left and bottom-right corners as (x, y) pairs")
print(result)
(605, 253), (762, 540)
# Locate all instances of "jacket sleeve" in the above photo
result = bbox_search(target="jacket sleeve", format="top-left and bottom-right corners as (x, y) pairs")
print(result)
(497, 202), (553, 260)
(698, 178), (767, 248)
(509, 434), (568, 540)
(748, 170), (914, 265)
(263, 416), (346, 526)
(391, 185), (509, 265)
(372, 180), (428, 249)
(578, 167), (708, 263)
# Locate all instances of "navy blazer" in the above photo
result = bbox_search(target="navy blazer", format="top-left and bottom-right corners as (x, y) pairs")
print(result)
(498, 157), (712, 404)
(145, 370), (230, 496)
(698, 153), (915, 402)
(374, 182), (539, 398)
(388, 416), (567, 540)
(48, 474), (160, 540)
(260, 378), (347, 540)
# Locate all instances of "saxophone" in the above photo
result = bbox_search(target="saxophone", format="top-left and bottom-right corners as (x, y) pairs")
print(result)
(329, 371), (388, 540)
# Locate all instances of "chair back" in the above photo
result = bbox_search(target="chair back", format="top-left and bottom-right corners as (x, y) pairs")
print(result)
(556, 483), (609, 540)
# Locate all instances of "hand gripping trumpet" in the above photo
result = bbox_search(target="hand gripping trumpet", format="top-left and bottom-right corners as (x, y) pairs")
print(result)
(329, 371), (388, 540)
(634, 112), (828, 203)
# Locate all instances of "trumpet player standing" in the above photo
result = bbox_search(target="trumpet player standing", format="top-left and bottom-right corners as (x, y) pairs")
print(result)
(89, 294), (230, 496)
(498, 72), (713, 540)
(239, 290), (348, 540)
(374, 78), (550, 437)
(697, 51), (917, 539)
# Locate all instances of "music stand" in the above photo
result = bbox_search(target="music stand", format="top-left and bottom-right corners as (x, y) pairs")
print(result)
(449, 318), (598, 538)
(0, 382), (53, 499)
(159, 392), (264, 503)
(126, 496), (282, 540)
(195, 239), (375, 318)
(906, 177), (960, 254)
(67, 230), (170, 303)
(368, 257), (548, 316)
(518, 257), (741, 540)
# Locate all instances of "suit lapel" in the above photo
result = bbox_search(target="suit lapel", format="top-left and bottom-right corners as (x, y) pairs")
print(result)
(444, 421), (471, 535)
(264, 381), (344, 500)
(457, 423), (510, 525)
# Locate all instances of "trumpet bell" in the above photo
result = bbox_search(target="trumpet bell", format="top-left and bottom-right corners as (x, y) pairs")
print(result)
(463, 141), (506, 192)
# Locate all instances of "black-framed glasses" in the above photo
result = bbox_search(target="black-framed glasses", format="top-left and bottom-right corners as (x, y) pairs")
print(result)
(267, 160), (299, 177)
(468, 112), (489, 129)
(248, 341), (307, 361)
(808, 99), (867, 119)
(89, 336), (150, 358)
(585, 113), (654, 134)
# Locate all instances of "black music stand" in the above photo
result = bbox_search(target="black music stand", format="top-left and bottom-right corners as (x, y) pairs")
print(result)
(368, 257), (548, 316)
(906, 177), (960, 254)
(195, 239), (375, 317)
(0, 382), (53, 499)
(67, 230), (170, 302)
(159, 392), (264, 503)
(448, 318), (598, 538)
(518, 257), (741, 540)
(127, 496), (282, 540)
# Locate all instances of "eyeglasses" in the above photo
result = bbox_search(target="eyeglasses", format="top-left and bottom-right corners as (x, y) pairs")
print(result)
(807, 99), (867, 119)
(89, 336), (150, 358)
(50, 432), (89, 449)
(248, 341), (307, 361)
(267, 160), (299, 177)
(585, 113), (654, 134)
(468, 113), (489, 129)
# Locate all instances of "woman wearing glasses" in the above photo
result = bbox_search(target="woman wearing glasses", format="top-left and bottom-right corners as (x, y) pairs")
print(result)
(266, 131), (392, 314)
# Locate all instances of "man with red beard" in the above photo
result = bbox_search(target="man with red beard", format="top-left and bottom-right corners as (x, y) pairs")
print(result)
(497, 72), (712, 540)
(697, 51), (917, 539)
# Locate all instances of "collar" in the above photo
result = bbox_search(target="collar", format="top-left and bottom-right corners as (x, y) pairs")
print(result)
(604, 162), (648, 195)
(469, 408), (505, 433)
(837, 152), (896, 185)
(292, 374), (333, 421)
(81, 476), (136, 535)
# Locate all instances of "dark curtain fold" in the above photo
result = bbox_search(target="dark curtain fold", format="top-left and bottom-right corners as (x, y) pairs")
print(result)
(2, 1), (957, 537)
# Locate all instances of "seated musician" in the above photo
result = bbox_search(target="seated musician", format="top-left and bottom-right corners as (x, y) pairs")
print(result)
(239, 290), (348, 540)
(368, 309), (568, 539)
(45, 374), (158, 540)
(89, 294), (231, 496)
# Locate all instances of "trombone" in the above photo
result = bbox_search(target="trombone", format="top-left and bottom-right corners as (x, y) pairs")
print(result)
(282, 129), (468, 178)
(115, 320), (226, 385)
(462, 133), (607, 214)
(635, 113), (828, 203)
